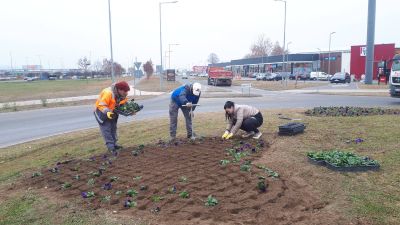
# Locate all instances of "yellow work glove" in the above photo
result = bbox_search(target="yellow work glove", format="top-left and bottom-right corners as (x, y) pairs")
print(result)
(106, 111), (115, 119)
(225, 132), (234, 140)
(222, 130), (229, 139)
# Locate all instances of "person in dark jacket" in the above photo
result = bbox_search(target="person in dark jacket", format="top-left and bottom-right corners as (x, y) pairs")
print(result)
(169, 82), (202, 141)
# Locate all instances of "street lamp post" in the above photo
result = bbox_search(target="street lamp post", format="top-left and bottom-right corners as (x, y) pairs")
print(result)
(168, 43), (180, 69)
(159, 1), (178, 91)
(108, 0), (115, 83)
(328, 31), (336, 75)
(275, 0), (287, 74)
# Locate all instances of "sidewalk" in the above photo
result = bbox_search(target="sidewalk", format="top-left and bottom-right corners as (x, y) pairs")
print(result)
(0, 86), (164, 107)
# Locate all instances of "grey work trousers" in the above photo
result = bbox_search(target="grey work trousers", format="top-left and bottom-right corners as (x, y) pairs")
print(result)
(98, 117), (118, 150)
(169, 101), (192, 138)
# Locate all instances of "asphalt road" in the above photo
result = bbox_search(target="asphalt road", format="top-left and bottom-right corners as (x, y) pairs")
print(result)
(1, 81), (399, 148)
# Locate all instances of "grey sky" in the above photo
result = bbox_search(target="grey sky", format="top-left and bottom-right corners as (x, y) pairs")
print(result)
(0, 0), (398, 70)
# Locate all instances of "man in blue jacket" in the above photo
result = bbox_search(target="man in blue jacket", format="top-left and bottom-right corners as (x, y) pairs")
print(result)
(170, 82), (202, 141)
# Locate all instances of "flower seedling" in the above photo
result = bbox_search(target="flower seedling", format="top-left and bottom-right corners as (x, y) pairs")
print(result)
(179, 191), (190, 199)
(89, 170), (102, 177)
(71, 166), (79, 172)
(73, 175), (80, 180)
(205, 195), (218, 207)
(168, 186), (177, 194)
(140, 185), (148, 191)
(81, 191), (95, 198)
(61, 182), (72, 189)
(151, 195), (164, 202)
(31, 172), (42, 178)
(133, 176), (142, 181)
(179, 176), (188, 183)
(103, 183), (112, 190)
(124, 199), (137, 208)
(49, 167), (59, 173)
(240, 161), (252, 172)
(115, 190), (122, 195)
(87, 178), (95, 186)
(110, 176), (119, 182)
(220, 159), (230, 166)
(257, 176), (267, 192)
(101, 195), (111, 203)
(127, 189), (138, 197)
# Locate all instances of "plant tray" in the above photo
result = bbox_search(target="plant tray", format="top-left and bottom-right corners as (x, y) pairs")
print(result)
(114, 109), (134, 116)
(324, 161), (380, 172)
(278, 123), (306, 136)
(307, 156), (326, 166)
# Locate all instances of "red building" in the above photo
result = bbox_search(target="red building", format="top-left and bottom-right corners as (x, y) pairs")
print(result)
(350, 43), (396, 80)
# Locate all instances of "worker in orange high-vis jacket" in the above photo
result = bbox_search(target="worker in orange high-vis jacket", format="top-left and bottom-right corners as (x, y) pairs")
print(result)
(94, 81), (130, 152)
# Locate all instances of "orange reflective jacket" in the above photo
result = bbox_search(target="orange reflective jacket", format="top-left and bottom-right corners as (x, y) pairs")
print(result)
(95, 87), (128, 113)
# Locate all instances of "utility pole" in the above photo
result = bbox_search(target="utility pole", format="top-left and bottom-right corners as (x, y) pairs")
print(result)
(328, 32), (336, 75)
(108, 0), (115, 82)
(365, 0), (376, 84)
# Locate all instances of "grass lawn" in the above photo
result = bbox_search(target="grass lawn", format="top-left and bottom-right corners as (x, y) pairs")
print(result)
(0, 77), (133, 103)
(233, 80), (327, 91)
(135, 76), (180, 92)
(0, 109), (399, 224)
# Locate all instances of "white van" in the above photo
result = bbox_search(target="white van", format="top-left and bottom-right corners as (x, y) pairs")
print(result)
(310, 72), (330, 81)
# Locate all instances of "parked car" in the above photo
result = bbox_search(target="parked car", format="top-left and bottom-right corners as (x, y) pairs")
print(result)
(256, 73), (267, 81)
(266, 73), (278, 81)
(310, 72), (330, 81)
(249, 73), (258, 78)
(182, 73), (188, 79)
(330, 72), (351, 84)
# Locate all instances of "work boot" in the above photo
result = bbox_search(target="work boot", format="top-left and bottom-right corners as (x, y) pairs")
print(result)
(107, 146), (116, 152)
(242, 131), (255, 138)
(187, 132), (196, 139)
(115, 145), (123, 150)
(253, 132), (263, 140)
(169, 137), (176, 144)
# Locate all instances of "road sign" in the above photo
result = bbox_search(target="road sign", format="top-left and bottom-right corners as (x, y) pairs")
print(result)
(134, 62), (142, 70)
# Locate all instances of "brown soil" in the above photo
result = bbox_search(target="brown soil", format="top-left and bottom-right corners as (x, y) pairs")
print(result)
(24, 137), (348, 225)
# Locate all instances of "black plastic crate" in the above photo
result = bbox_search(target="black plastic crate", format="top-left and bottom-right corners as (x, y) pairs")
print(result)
(307, 156), (326, 166)
(279, 122), (306, 136)
(325, 162), (380, 172)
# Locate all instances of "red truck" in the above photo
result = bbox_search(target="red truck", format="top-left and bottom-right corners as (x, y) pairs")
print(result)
(207, 67), (233, 86)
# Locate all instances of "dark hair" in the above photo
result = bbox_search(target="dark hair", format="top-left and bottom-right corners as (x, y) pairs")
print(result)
(224, 101), (235, 120)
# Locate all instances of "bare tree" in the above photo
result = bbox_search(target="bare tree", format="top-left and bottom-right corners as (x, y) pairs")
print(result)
(92, 60), (102, 73)
(102, 59), (125, 76)
(270, 41), (286, 56)
(143, 60), (154, 79)
(78, 57), (91, 71)
(208, 53), (220, 64)
(245, 34), (273, 58)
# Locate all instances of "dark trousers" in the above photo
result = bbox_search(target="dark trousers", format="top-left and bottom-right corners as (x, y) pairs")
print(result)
(169, 101), (192, 138)
(94, 109), (118, 150)
(237, 112), (263, 133)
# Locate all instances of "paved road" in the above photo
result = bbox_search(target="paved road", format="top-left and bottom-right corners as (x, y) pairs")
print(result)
(1, 82), (399, 148)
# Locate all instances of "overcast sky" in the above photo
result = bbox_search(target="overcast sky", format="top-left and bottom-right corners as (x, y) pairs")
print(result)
(0, 0), (398, 70)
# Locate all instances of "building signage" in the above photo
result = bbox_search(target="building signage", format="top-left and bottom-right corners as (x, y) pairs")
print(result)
(360, 47), (367, 56)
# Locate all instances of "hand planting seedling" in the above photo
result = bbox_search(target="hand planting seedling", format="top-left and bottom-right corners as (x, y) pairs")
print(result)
(220, 159), (230, 166)
(87, 178), (95, 186)
(179, 191), (190, 199)
(151, 195), (164, 202)
(110, 176), (119, 182)
(179, 176), (188, 183)
(123, 199), (137, 208)
(61, 182), (72, 189)
(101, 195), (111, 203)
(205, 195), (218, 207)
(81, 191), (95, 198)
(73, 175), (80, 180)
(103, 183), (112, 190)
(127, 189), (138, 197)
(31, 172), (42, 178)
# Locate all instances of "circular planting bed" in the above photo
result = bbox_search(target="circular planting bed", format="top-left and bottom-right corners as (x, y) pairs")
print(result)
(25, 137), (334, 225)
(305, 106), (400, 117)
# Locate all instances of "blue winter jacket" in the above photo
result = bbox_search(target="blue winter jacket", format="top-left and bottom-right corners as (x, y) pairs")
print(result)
(171, 84), (200, 109)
